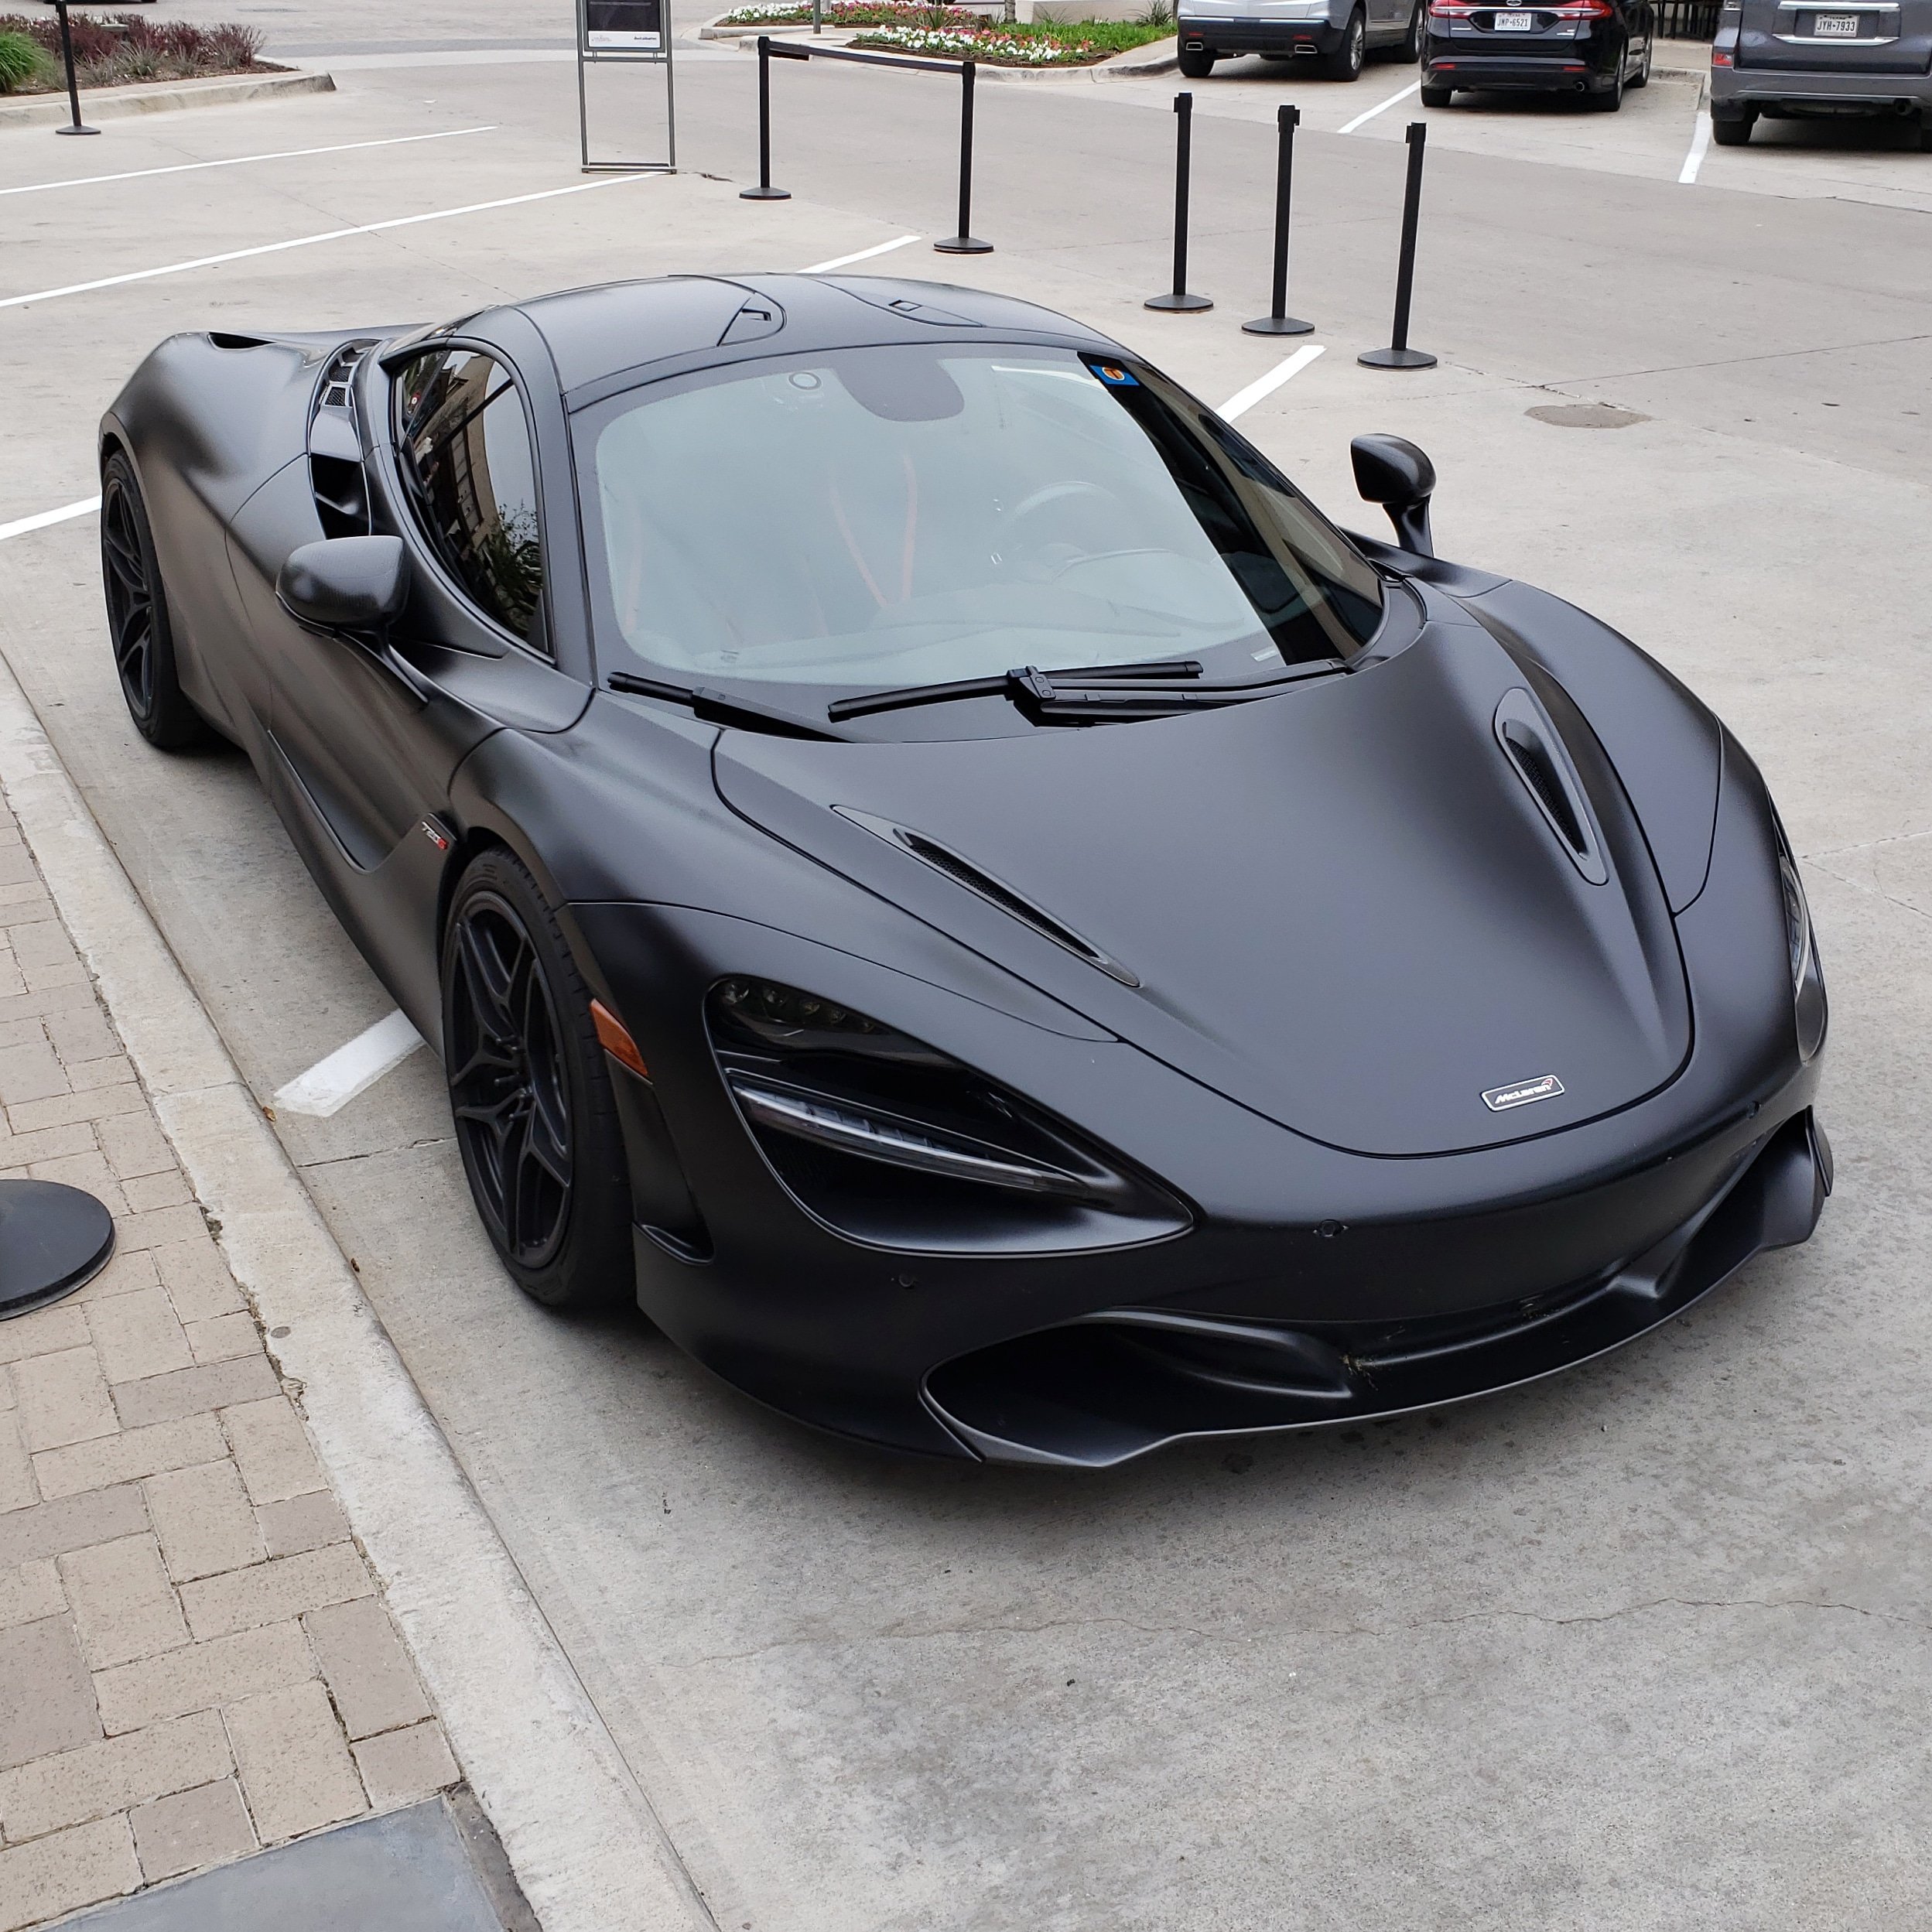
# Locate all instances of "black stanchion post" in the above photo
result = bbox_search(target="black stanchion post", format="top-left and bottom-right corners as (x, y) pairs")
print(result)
(935, 60), (992, 255)
(1243, 104), (1310, 337)
(50, 0), (98, 138)
(740, 35), (792, 200)
(1359, 121), (1437, 369)
(1146, 91), (1210, 313)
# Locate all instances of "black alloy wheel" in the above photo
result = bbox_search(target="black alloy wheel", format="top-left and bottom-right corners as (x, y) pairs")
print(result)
(1323, 9), (1366, 78)
(442, 848), (632, 1310)
(99, 452), (207, 750)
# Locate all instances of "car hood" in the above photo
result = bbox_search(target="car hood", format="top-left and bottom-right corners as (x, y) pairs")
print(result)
(712, 616), (1692, 1158)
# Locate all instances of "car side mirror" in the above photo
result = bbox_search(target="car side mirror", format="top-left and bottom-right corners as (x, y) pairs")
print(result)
(1350, 434), (1436, 558)
(276, 536), (409, 632)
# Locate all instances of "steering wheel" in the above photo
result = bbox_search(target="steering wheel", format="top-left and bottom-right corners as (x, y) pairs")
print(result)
(997, 480), (1129, 565)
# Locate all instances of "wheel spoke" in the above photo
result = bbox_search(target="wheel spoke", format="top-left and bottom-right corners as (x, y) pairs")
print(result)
(454, 918), (518, 1038)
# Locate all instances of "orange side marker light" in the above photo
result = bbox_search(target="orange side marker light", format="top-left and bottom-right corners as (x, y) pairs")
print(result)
(590, 1000), (648, 1078)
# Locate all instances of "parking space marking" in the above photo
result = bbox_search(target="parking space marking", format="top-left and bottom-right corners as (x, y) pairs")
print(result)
(1680, 108), (1713, 183)
(1219, 344), (1325, 419)
(272, 1008), (426, 1117)
(0, 497), (99, 544)
(0, 172), (658, 313)
(802, 234), (924, 272)
(1339, 78), (1423, 135)
(0, 125), (496, 200)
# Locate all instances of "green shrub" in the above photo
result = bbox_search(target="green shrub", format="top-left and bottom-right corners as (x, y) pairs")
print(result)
(0, 26), (46, 91)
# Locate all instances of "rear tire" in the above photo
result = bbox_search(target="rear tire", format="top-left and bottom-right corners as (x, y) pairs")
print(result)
(1588, 60), (1625, 110)
(443, 846), (634, 1313)
(99, 452), (209, 751)
(1627, 33), (1650, 84)
(1178, 45), (1216, 76)
(1420, 81), (1453, 105)
(1918, 112), (1932, 150)
(1710, 105), (1755, 144)
(1321, 7), (1366, 77)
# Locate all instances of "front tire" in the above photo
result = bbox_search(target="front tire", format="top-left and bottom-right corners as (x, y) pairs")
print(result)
(1321, 7), (1366, 77)
(99, 452), (208, 751)
(1178, 45), (1216, 77)
(443, 847), (633, 1312)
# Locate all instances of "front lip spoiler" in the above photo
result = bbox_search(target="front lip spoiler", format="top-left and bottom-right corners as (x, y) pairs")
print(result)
(922, 1108), (1831, 1468)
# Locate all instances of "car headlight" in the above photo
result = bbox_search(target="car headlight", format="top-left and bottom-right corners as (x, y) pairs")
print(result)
(1776, 844), (1827, 1062)
(707, 978), (1192, 1255)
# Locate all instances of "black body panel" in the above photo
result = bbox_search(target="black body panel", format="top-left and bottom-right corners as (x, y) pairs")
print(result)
(101, 273), (1828, 1465)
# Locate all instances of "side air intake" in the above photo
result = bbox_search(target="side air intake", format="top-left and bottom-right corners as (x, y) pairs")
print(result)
(1493, 688), (1608, 885)
(833, 807), (1140, 987)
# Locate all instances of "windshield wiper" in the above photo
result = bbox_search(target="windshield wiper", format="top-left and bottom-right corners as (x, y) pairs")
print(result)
(828, 658), (1204, 723)
(828, 658), (1342, 725)
(607, 672), (845, 741)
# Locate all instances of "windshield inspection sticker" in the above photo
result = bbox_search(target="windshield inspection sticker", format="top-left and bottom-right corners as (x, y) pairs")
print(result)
(1089, 361), (1140, 388)
(1482, 1073), (1565, 1113)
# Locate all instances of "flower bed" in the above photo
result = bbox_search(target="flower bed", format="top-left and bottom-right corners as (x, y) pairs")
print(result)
(716, 2), (1172, 63)
(850, 19), (1170, 62)
(0, 13), (268, 94)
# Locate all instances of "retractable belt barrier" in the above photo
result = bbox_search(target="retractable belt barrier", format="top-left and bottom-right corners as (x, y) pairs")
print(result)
(742, 35), (993, 255)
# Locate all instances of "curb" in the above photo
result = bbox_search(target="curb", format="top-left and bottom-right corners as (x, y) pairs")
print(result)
(0, 69), (334, 130)
(0, 637), (705, 1929)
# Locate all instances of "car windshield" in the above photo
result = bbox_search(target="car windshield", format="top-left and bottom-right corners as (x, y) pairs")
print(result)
(580, 344), (1384, 694)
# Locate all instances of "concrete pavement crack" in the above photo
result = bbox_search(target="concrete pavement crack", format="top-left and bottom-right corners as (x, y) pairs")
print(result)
(671, 1594), (1929, 1669)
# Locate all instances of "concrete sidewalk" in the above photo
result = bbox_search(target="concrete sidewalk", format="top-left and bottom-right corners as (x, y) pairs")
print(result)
(0, 782), (462, 1927)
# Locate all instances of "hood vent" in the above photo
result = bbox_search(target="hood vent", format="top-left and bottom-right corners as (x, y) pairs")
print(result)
(1494, 688), (1608, 885)
(833, 807), (1140, 987)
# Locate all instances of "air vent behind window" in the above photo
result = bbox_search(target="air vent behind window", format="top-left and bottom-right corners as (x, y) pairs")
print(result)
(834, 807), (1139, 987)
(1493, 688), (1608, 886)
(308, 340), (378, 538)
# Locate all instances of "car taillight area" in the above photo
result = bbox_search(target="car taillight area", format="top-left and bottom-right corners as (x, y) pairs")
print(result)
(706, 978), (1192, 1256)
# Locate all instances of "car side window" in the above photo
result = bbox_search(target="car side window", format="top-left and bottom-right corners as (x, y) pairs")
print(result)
(395, 350), (547, 651)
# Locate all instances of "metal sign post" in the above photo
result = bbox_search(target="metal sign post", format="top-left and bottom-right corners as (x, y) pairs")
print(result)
(576, 0), (676, 173)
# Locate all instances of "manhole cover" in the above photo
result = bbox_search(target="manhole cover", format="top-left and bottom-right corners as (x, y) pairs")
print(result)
(1526, 402), (1649, 429)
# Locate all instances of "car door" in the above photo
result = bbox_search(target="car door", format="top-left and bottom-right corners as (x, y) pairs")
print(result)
(228, 335), (589, 1041)
(1737, 0), (1932, 68)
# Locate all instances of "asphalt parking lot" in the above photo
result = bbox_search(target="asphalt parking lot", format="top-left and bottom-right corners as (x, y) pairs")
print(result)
(4, 12), (1932, 1925)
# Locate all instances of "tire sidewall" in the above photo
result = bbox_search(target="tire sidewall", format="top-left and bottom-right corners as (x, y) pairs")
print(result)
(442, 847), (633, 1311)
(101, 452), (203, 749)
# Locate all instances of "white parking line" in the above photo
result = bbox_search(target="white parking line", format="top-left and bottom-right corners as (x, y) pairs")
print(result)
(1679, 109), (1714, 183)
(1219, 344), (1326, 419)
(1339, 78), (1423, 135)
(802, 234), (923, 273)
(0, 497), (100, 544)
(0, 125), (496, 200)
(0, 172), (657, 313)
(272, 1009), (426, 1117)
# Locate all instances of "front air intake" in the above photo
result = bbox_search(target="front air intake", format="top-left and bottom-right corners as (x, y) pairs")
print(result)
(833, 808), (1140, 986)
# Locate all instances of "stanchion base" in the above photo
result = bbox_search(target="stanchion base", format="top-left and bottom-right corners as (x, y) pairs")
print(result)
(739, 186), (792, 200)
(933, 237), (994, 255)
(56, 124), (101, 137)
(0, 1180), (115, 1320)
(1242, 314), (1314, 337)
(1358, 345), (1438, 369)
(1145, 292), (1214, 313)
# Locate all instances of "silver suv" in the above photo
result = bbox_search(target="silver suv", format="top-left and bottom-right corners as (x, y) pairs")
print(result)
(1709, 0), (1932, 143)
(1176, 0), (1424, 80)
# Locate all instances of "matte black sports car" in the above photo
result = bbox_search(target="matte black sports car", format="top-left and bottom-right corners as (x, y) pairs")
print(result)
(97, 275), (1830, 1467)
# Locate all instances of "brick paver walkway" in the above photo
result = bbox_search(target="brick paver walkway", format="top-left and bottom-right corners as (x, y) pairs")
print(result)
(0, 792), (458, 1930)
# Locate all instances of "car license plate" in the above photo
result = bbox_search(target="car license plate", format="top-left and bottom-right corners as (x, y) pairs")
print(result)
(1493, 10), (1537, 27)
(1813, 12), (1860, 30)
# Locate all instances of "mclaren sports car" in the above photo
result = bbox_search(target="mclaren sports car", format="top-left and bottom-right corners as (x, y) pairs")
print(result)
(97, 274), (1831, 1466)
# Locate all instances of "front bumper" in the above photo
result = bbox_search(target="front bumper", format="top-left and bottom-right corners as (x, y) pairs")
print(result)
(927, 1109), (1831, 1465)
